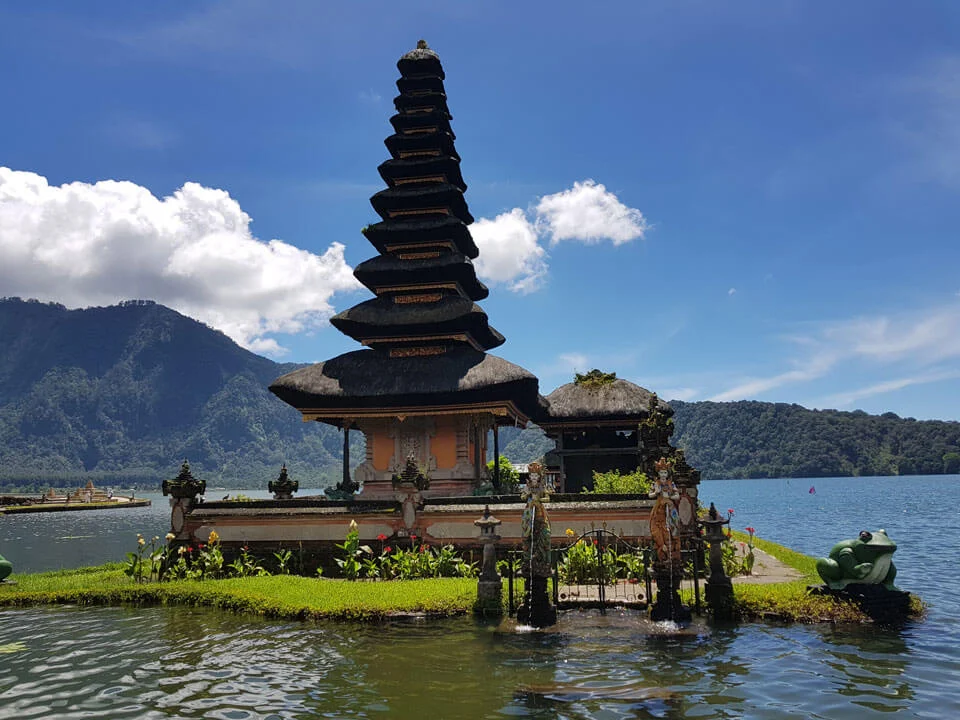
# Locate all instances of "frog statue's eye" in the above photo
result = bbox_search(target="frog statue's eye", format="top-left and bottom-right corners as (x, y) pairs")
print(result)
(859, 530), (873, 542)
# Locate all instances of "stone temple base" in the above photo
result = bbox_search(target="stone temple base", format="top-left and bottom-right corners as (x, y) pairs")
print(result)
(809, 583), (913, 625)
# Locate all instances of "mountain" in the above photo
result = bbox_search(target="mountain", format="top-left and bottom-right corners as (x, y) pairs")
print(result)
(1, 298), (958, 490)
(0, 298), (357, 491)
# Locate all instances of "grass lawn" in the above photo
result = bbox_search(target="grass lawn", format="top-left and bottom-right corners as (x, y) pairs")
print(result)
(0, 564), (479, 621)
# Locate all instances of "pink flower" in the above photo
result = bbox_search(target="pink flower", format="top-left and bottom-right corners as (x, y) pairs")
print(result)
(377, 533), (388, 542)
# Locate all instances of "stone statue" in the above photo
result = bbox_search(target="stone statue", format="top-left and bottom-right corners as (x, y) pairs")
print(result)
(520, 462), (552, 578)
(649, 457), (681, 563)
(816, 529), (899, 590)
(0, 552), (11, 582)
(517, 461), (557, 626)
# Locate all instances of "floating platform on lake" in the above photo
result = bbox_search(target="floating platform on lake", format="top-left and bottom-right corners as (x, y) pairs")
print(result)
(0, 498), (151, 514)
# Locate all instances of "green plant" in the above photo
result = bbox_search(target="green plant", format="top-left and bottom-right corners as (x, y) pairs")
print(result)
(587, 468), (650, 495)
(486, 456), (520, 493)
(273, 549), (293, 575)
(335, 520), (371, 580)
(123, 534), (148, 584)
(574, 368), (617, 387)
(558, 538), (617, 585)
(228, 546), (267, 578)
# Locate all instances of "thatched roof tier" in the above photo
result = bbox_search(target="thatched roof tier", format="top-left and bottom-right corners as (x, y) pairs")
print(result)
(389, 109), (454, 136)
(396, 75), (445, 95)
(384, 130), (459, 161)
(398, 42), (444, 78)
(330, 295), (504, 350)
(378, 156), (466, 192)
(353, 252), (488, 300)
(269, 348), (542, 423)
(539, 378), (673, 426)
(393, 91), (451, 118)
(362, 216), (478, 257)
(370, 183), (473, 224)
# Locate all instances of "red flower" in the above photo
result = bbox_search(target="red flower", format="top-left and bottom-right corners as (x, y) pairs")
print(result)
(410, 534), (417, 541)
(745, 526), (755, 535)
(593, 539), (599, 545)
(420, 545), (428, 553)
(376, 533), (388, 542)
(383, 546), (392, 554)
(187, 546), (194, 552)
(242, 545), (249, 552)
(727, 508), (735, 516)
(198, 543), (205, 549)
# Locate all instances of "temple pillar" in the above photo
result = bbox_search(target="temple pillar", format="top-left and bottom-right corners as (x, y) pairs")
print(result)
(493, 424), (500, 491)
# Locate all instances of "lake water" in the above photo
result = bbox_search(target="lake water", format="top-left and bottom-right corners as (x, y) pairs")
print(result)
(1, 476), (958, 719)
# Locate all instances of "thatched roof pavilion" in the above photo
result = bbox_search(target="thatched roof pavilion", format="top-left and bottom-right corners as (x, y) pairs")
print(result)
(537, 371), (680, 493)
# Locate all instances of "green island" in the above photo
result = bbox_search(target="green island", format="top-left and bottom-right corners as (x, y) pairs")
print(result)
(0, 533), (925, 624)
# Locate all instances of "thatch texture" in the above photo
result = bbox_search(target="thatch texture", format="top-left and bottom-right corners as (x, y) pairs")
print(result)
(353, 252), (488, 300)
(269, 348), (541, 417)
(541, 378), (672, 423)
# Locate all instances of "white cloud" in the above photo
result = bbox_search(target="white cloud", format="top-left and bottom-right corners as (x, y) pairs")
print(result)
(535, 180), (648, 245)
(0, 167), (359, 355)
(820, 370), (960, 409)
(708, 301), (960, 402)
(728, 287), (737, 296)
(471, 209), (547, 293)
(660, 387), (699, 402)
(472, 180), (647, 292)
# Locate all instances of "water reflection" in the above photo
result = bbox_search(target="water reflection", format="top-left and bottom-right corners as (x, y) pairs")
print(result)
(815, 624), (914, 714)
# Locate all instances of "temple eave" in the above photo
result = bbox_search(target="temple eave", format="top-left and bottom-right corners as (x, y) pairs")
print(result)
(301, 399), (529, 425)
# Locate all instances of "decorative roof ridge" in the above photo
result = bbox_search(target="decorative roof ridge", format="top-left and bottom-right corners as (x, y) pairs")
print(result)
(400, 39), (440, 63)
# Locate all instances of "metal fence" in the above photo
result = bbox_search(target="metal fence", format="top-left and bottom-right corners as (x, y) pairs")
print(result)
(505, 529), (704, 615)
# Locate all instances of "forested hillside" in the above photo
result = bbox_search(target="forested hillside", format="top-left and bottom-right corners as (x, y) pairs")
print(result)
(1, 299), (957, 490)
(0, 298), (359, 491)
(670, 400), (960, 479)
(497, 401), (960, 479)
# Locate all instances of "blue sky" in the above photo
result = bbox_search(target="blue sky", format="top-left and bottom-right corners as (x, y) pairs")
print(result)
(1, 1), (959, 420)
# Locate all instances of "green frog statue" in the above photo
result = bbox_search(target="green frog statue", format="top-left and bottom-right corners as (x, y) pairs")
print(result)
(816, 529), (899, 590)
(0, 552), (12, 582)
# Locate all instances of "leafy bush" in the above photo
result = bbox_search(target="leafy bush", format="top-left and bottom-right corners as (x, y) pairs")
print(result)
(486, 456), (520, 493)
(587, 468), (650, 495)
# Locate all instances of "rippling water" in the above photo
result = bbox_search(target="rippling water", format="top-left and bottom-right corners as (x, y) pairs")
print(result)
(1, 476), (958, 719)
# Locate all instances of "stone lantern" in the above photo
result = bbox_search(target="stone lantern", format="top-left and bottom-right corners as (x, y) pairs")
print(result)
(699, 502), (734, 620)
(162, 460), (206, 541)
(268, 464), (299, 500)
(474, 505), (503, 614)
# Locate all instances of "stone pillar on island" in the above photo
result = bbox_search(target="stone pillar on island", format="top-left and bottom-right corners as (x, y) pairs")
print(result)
(700, 502), (734, 621)
(474, 505), (503, 615)
(161, 460), (206, 541)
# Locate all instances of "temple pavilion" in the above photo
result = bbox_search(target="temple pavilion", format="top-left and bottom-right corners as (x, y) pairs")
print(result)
(540, 371), (685, 492)
(270, 41), (542, 499)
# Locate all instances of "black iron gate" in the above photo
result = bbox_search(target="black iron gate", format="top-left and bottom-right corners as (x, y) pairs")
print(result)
(506, 529), (704, 615)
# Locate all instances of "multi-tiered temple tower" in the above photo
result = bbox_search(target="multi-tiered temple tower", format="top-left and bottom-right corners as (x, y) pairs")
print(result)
(270, 41), (542, 499)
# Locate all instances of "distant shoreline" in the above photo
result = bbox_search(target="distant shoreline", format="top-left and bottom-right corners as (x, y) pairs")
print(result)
(0, 498), (152, 514)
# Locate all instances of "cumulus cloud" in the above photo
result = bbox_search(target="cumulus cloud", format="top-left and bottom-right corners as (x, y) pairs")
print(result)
(472, 180), (647, 292)
(535, 180), (648, 245)
(0, 168), (359, 355)
(470, 209), (546, 294)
